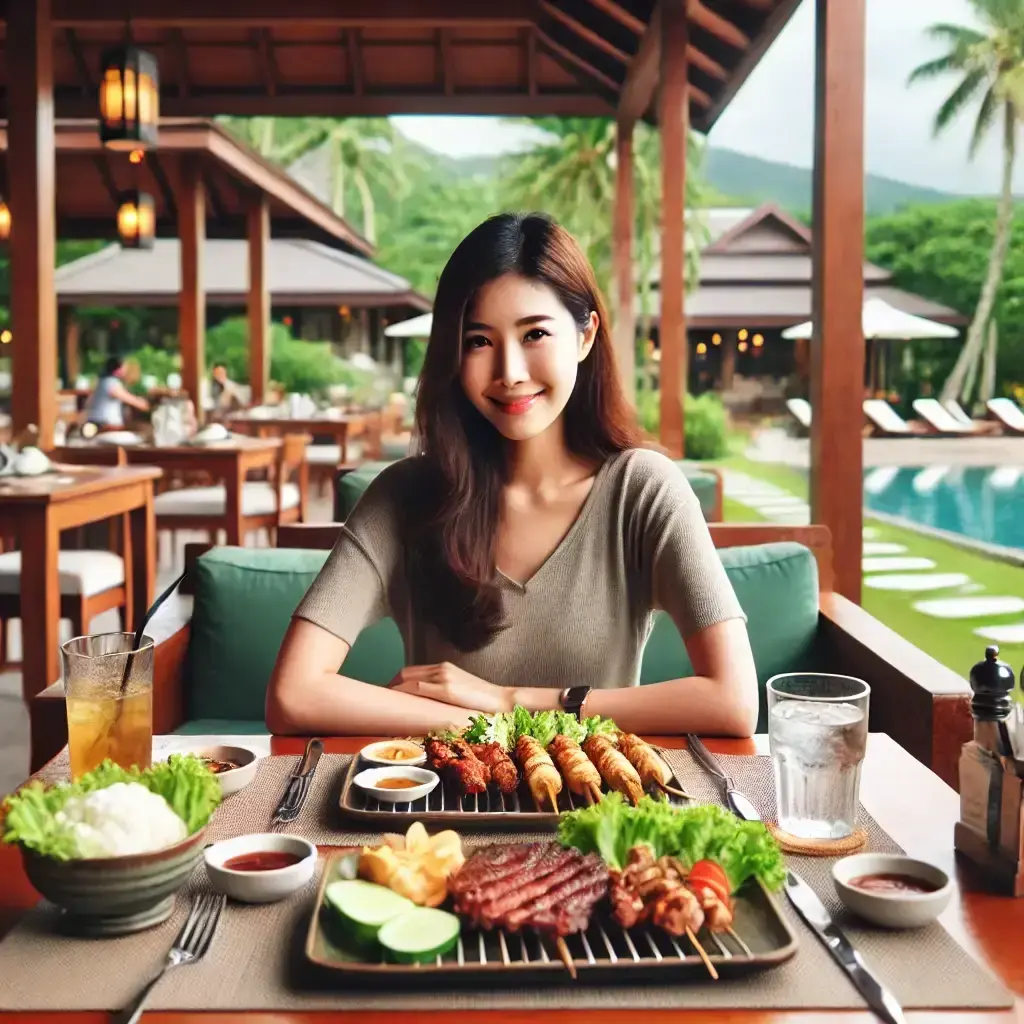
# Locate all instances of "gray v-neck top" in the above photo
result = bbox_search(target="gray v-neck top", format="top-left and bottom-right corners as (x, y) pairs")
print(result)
(294, 449), (745, 689)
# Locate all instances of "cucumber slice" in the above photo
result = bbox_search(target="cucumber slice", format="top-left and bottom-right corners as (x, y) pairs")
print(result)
(324, 880), (414, 948)
(378, 907), (461, 964)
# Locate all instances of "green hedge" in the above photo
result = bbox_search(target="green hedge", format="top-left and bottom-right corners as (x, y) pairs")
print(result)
(636, 389), (728, 460)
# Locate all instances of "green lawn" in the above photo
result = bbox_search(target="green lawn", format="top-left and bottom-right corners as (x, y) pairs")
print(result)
(711, 453), (1024, 681)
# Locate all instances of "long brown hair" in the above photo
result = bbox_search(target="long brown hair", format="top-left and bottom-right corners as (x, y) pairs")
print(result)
(410, 212), (642, 651)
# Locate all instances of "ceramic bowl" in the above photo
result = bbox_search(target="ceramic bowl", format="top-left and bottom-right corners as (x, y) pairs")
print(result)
(193, 745), (259, 798)
(833, 853), (952, 929)
(21, 828), (207, 936)
(204, 833), (316, 903)
(358, 739), (427, 768)
(353, 765), (438, 804)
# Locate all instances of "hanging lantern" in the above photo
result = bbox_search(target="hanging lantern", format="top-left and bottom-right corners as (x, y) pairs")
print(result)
(117, 190), (155, 249)
(99, 45), (160, 150)
(0, 199), (10, 242)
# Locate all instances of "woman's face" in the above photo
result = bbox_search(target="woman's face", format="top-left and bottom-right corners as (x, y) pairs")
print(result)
(459, 273), (597, 442)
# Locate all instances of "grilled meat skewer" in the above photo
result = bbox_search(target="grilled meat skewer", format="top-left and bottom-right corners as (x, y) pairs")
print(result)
(617, 733), (692, 799)
(514, 735), (562, 810)
(471, 742), (519, 794)
(548, 733), (602, 801)
(583, 734), (644, 805)
(425, 736), (490, 794)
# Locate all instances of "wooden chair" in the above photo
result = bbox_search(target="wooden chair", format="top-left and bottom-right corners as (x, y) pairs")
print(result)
(153, 433), (310, 547)
(0, 446), (131, 666)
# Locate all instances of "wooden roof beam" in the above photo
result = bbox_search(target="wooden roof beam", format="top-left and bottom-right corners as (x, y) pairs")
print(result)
(525, 26), (538, 97)
(539, 1), (630, 64)
(688, 0), (749, 49)
(254, 28), (280, 96)
(438, 28), (454, 96)
(535, 27), (620, 98)
(64, 28), (92, 95)
(581, 0), (646, 36)
(48, 0), (536, 27)
(170, 28), (191, 97)
(347, 30), (364, 95)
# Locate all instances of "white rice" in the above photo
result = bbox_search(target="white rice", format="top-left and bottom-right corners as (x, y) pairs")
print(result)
(55, 782), (188, 858)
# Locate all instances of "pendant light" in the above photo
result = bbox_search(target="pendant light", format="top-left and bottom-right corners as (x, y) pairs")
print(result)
(0, 199), (9, 242)
(117, 190), (155, 249)
(99, 18), (160, 152)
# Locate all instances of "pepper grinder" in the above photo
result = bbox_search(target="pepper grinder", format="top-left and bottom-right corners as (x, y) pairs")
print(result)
(969, 645), (1016, 757)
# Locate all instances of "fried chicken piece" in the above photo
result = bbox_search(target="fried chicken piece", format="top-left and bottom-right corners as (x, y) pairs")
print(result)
(617, 733), (674, 790)
(548, 734), (602, 797)
(471, 742), (519, 794)
(514, 735), (562, 810)
(426, 735), (490, 794)
(583, 734), (644, 805)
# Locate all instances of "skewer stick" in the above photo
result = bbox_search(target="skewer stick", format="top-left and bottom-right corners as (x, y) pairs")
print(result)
(544, 783), (560, 812)
(583, 786), (595, 806)
(686, 928), (719, 981)
(555, 936), (577, 980)
(588, 783), (602, 804)
(656, 780), (694, 801)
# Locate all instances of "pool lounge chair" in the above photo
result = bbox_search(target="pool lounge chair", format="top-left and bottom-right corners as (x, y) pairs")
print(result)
(987, 397), (1024, 435)
(940, 398), (1002, 435)
(912, 399), (976, 435)
(863, 399), (916, 436)
(786, 397), (812, 432)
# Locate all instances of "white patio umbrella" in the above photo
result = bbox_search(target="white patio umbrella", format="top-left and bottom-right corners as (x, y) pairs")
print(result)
(384, 312), (433, 338)
(781, 297), (960, 341)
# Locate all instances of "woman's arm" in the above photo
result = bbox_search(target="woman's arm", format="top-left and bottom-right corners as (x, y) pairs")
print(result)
(110, 381), (150, 412)
(266, 617), (473, 736)
(513, 618), (759, 737)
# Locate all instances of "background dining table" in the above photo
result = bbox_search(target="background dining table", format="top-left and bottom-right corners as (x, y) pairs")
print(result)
(228, 411), (377, 465)
(0, 732), (1017, 1022)
(0, 464), (159, 699)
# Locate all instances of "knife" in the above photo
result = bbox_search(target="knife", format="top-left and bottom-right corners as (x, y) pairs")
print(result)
(785, 870), (907, 1024)
(272, 737), (323, 825)
(684, 734), (761, 821)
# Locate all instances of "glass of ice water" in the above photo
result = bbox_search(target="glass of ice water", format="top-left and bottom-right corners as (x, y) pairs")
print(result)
(767, 673), (870, 840)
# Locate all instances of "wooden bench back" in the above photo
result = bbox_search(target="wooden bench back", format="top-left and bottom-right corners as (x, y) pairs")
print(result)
(275, 522), (834, 593)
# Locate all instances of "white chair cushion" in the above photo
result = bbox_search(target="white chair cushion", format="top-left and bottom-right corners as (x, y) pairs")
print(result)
(154, 481), (301, 518)
(0, 550), (125, 597)
(304, 444), (342, 465)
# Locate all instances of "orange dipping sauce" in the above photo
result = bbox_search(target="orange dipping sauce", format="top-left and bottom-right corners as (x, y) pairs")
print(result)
(375, 777), (422, 790)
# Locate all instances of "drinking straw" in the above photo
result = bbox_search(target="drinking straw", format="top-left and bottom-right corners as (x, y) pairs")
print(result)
(117, 569), (188, 697)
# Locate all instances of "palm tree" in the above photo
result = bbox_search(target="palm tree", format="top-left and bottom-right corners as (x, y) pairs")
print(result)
(910, 1), (1024, 405)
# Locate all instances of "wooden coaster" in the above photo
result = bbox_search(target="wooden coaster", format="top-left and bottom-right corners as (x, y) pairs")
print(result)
(767, 823), (867, 856)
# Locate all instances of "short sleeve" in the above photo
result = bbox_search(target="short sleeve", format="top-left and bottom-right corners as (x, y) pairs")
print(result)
(292, 461), (410, 644)
(625, 450), (745, 639)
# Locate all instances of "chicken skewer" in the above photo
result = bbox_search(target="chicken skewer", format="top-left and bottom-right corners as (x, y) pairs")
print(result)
(514, 735), (563, 810)
(470, 742), (519, 794)
(548, 734), (603, 804)
(617, 733), (692, 800)
(425, 736), (491, 795)
(583, 734), (644, 805)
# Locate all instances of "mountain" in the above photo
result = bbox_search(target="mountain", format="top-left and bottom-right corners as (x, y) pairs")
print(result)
(703, 147), (956, 216)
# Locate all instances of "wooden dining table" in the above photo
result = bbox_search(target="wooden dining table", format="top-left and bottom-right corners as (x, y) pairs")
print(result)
(228, 411), (376, 464)
(0, 465), (160, 700)
(0, 732), (1018, 1022)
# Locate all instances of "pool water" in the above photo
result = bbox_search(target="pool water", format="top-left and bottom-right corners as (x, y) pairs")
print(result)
(863, 466), (1024, 552)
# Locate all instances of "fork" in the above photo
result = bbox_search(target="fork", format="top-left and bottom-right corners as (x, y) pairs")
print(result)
(118, 892), (226, 1024)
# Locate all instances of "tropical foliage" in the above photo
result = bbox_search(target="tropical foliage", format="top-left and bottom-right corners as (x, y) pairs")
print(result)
(909, 0), (1024, 406)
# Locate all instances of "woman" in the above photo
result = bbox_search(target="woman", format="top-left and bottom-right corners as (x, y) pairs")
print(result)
(83, 356), (150, 428)
(267, 214), (758, 738)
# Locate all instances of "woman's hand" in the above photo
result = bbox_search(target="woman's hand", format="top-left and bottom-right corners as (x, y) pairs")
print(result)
(388, 662), (513, 714)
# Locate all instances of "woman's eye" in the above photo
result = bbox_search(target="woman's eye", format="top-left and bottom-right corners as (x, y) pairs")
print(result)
(464, 335), (490, 350)
(523, 328), (549, 343)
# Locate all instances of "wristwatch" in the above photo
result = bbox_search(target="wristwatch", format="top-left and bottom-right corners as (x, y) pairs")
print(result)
(559, 685), (592, 721)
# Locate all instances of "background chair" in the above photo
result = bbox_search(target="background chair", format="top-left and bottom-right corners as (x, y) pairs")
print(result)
(987, 397), (1024, 435)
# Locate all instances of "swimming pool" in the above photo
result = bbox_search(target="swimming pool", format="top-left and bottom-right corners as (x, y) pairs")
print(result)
(863, 466), (1024, 552)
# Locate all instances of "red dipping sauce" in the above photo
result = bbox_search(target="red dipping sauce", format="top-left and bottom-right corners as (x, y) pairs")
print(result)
(223, 850), (304, 872)
(849, 872), (939, 895)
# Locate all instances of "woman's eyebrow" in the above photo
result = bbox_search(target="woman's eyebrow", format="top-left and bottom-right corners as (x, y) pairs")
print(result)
(462, 314), (555, 333)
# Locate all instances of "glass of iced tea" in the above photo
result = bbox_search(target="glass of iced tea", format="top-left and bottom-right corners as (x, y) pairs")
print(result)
(62, 633), (154, 780)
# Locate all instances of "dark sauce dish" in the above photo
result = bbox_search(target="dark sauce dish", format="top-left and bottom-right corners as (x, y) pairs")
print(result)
(833, 853), (952, 929)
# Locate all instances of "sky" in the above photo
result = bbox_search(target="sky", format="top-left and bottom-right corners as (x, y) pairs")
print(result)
(393, 0), (1012, 196)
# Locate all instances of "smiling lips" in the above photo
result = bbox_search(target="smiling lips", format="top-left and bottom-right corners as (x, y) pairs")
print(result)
(491, 392), (543, 415)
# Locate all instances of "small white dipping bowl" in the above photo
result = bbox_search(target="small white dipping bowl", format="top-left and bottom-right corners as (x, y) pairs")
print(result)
(193, 745), (259, 798)
(359, 739), (427, 768)
(353, 765), (438, 804)
(204, 833), (316, 904)
(833, 853), (952, 929)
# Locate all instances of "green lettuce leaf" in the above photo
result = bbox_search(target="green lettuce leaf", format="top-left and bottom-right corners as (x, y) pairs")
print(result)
(463, 715), (491, 744)
(557, 795), (785, 890)
(583, 715), (618, 739)
(2, 754), (222, 860)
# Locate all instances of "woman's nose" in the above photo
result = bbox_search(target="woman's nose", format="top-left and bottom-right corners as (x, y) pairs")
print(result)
(497, 340), (530, 387)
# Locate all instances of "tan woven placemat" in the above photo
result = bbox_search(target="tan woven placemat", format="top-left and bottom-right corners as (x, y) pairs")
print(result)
(0, 751), (1010, 1011)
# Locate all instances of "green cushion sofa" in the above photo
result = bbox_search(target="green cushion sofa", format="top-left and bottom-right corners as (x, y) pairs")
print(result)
(29, 525), (971, 790)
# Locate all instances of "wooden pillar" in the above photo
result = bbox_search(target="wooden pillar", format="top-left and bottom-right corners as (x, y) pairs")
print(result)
(247, 195), (270, 405)
(810, 0), (866, 602)
(64, 313), (80, 386)
(613, 119), (636, 405)
(8, 0), (56, 446)
(659, 1), (687, 457)
(721, 336), (736, 391)
(178, 158), (206, 424)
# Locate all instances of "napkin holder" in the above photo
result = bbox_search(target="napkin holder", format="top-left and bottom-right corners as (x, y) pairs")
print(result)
(954, 646), (1024, 895)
